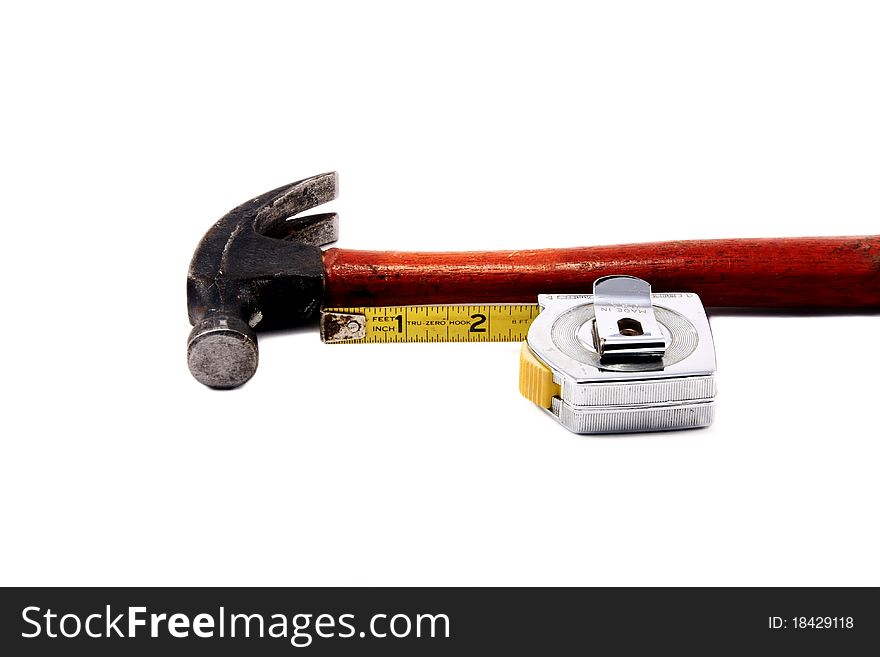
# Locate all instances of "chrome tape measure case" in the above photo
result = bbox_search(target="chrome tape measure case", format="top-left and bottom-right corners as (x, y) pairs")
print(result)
(520, 276), (717, 434)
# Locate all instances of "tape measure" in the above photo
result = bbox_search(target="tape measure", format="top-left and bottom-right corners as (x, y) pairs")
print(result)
(320, 304), (540, 343)
(322, 277), (718, 435)
(522, 278), (717, 434)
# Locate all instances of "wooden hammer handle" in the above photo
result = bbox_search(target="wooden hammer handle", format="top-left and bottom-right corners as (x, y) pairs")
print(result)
(322, 235), (880, 309)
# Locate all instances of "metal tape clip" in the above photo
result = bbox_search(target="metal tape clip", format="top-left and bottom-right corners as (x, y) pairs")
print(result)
(590, 275), (667, 362)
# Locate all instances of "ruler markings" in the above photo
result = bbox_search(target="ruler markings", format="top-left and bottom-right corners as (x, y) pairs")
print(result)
(322, 303), (540, 344)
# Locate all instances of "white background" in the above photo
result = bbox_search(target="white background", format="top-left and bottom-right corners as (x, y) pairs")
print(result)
(1, 2), (878, 586)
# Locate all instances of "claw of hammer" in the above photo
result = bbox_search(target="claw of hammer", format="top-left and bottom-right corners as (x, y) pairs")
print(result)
(187, 172), (338, 389)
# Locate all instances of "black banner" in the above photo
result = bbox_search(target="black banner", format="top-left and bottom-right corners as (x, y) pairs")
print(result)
(1, 587), (875, 654)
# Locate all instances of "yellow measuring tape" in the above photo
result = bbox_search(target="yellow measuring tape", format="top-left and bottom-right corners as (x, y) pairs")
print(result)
(320, 304), (540, 343)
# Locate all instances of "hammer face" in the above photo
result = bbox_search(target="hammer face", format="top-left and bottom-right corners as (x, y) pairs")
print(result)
(187, 315), (258, 389)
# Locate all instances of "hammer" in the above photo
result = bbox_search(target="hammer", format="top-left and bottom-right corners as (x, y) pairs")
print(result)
(187, 172), (880, 388)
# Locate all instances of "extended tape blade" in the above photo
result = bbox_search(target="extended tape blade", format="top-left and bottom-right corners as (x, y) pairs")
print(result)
(320, 304), (540, 344)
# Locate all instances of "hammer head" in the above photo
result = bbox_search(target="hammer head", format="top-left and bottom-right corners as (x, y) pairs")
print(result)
(187, 172), (338, 389)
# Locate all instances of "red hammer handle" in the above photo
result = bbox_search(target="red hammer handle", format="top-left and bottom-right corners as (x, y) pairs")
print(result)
(323, 235), (880, 309)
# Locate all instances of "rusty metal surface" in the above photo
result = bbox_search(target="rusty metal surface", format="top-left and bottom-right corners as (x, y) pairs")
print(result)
(187, 172), (338, 388)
